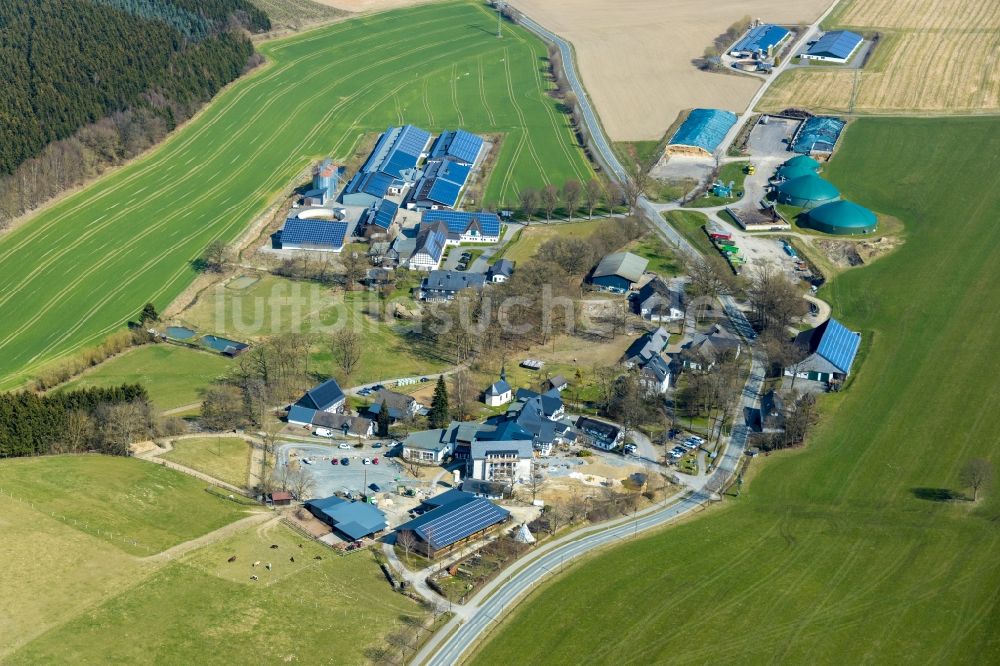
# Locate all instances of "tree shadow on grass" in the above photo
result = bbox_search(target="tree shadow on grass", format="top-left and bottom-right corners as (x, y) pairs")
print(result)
(911, 487), (965, 502)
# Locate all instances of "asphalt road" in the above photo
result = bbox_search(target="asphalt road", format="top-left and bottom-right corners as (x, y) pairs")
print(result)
(416, 353), (764, 665)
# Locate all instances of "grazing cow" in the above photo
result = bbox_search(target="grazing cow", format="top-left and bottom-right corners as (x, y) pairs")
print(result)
(298, 544), (303, 548)
(265, 563), (272, 571)
(252, 560), (260, 568)
(270, 544), (279, 549)
(290, 556), (295, 563)
(250, 575), (258, 581)
(314, 555), (322, 560)
(227, 555), (237, 563)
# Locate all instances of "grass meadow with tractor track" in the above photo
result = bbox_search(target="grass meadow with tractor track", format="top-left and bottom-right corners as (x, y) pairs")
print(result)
(472, 118), (1000, 663)
(0, 0), (592, 389)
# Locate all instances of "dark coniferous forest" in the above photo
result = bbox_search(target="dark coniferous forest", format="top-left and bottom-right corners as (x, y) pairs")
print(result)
(0, 0), (270, 222)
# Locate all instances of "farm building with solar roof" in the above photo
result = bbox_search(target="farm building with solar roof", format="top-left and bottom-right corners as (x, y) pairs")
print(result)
(421, 209), (501, 244)
(278, 208), (351, 252)
(729, 24), (791, 58)
(800, 31), (863, 64)
(665, 109), (738, 158)
(341, 125), (431, 208)
(786, 318), (861, 385)
(396, 489), (510, 558)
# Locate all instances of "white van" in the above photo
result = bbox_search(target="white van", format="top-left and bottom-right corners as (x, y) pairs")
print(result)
(314, 427), (334, 438)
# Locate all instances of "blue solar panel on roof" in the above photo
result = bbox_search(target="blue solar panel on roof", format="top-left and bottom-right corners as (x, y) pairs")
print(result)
(440, 161), (471, 185)
(409, 497), (508, 550)
(372, 200), (398, 229)
(361, 171), (394, 197)
(816, 319), (860, 374)
(427, 179), (461, 207)
(381, 150), (419, 178)
(422, 210), (501, 237)
(282, 219), (348, 248)
(397, 125), (431, 156)
(448, 130), (483, 164)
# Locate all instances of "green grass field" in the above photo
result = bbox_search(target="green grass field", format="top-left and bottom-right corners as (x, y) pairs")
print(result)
(61, 344), (232, 410)
(0, 462), (421, 663)
(503, 219), (606, 265)
(0, 456), (246, 555)
(473, 118), (1000, 662)
(181, 274), (448, 384)
(162, 437), (252, 487)
(0, 0), (592, 389)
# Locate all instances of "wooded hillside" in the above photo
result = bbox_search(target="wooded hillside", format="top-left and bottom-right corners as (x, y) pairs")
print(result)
(0, 0), (268, 178)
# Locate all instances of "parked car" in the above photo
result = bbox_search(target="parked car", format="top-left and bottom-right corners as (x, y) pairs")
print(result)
(372, 457), (379, 465)
(363, 457), (371, 465)
(331, 458), (339, 465)
(314, 427), (334, 438)
(340, 458), (350, 466)
(338, 442), (351, 450)
(302, 458), (313, 465)
(688, 435), (706, 445)
(622, 443), (638, 455)
(372, 442), (382, 449)
(420, 376), (429, 382)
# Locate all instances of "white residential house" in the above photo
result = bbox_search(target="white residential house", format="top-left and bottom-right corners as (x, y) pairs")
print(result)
(469, 441), (533, 484)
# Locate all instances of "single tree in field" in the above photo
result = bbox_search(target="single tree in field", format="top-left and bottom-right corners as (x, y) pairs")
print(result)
(959, 458), (994, 501)
(584, 178), (604, 219)
(331, 329), (362, 376)
(376, 402), (391, 438)
(429, 375), (450, 428)
(199, 240), (228, 273)
(139, 302), (158, 323)
(396, 529), (417, 563)
(518, 187), (539, 221)
(540, 183), (560, 221)
(562, 180), (582, 220)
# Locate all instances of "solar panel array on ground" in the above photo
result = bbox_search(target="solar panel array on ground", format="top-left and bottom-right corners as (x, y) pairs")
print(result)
(281, 218), (348, 248)
(371, 199), (399, 229)
(422, 210), (501, 237)
(816, 319), (861, 374)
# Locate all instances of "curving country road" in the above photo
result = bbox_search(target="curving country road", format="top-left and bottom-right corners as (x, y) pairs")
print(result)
(413, 353), (764, 666)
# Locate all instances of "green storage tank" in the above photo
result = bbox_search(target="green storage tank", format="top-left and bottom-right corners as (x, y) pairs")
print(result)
(781, 154), (821, 172)
(775, 174), (840, 208)
(805, 200), (877, 235)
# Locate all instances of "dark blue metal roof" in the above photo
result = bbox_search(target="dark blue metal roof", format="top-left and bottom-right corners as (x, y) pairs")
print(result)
(732, 24), (790, 53)
(422, 210), (501, 238)
(306, 496), (387, 539)
(398, 491), (509, 550)
(281, 219), (348, 249)
(806, 30), (862, 60)
(296, 378), (345, 411)
(371, 199), (399, 229)
(815, 319), (861, 375)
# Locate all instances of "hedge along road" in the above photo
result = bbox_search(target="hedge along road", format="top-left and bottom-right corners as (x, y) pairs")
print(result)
(0, 0), (592, 389)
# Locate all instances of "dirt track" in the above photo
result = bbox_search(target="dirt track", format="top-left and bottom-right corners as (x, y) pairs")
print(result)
(512, 0), (832, 141)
